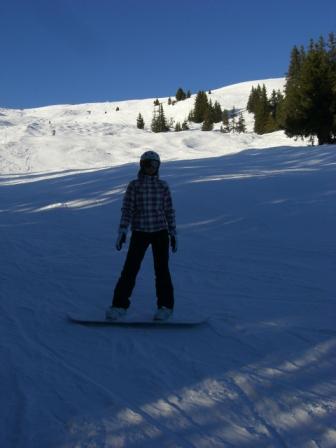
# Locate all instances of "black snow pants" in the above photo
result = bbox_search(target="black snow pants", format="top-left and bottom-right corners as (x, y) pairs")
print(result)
(112, 230), (174, 310)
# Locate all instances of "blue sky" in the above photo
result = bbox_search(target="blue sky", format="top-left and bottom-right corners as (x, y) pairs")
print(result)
(1, 0), (335, 109)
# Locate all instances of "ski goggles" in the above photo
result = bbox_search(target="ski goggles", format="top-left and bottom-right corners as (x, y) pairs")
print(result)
(141, 159), (160, 169)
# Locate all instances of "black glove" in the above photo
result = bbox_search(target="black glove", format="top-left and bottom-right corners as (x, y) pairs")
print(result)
(116, 231), (126, 251)
(170, 234), (178, 253)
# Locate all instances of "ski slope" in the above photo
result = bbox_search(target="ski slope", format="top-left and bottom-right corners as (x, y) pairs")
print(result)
(1, 79), (336, 447)
(0, 78), (304, 175)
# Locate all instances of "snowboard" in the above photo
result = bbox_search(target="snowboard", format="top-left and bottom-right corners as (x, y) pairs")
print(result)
(68, 313), (206, 327)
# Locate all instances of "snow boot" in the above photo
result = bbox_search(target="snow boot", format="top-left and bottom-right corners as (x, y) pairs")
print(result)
(153, 307), (173, 321)
(105, 306), (127, 321)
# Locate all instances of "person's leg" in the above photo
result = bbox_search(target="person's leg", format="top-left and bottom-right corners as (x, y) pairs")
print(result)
(112, 232), (149, 309)
(151, 230), (174, 309)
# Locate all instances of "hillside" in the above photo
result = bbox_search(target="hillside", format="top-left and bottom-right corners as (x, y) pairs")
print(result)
(0, 78), (306, 174)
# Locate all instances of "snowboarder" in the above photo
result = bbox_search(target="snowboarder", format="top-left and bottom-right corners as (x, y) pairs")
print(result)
(106, 151), (177, 321)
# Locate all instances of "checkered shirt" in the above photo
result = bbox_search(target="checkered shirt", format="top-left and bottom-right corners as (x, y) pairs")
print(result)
(119, 172), (176, 235)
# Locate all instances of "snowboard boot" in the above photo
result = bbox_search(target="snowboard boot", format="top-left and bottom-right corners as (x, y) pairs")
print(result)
(105, 306), (127, 321)
(153, 307), (173, 321)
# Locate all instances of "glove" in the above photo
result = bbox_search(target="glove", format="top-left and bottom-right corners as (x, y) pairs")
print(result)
(170, 234), (178, 253)
(116, 230), (127, 251)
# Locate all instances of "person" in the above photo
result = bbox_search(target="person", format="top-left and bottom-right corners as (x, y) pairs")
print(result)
(106, 151), (177, 321)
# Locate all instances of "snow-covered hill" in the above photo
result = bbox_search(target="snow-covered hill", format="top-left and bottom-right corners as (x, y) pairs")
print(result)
(1, 79), (335, 447)
(0, 78), (306, 174)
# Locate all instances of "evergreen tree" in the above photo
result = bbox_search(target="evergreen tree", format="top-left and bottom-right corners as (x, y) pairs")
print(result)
(222, 109), (230, 132)
(136, 113), (145, 129)
(282, 35), (336, 144)
(192, 91), (209, 123)
(151, 104), (169, 133)
(246, 86), (255, 113)
(176, 88), (187, 101)
(154, 98), (160, 106)
(201, 109), (214, 131)
(175, 122), (182, 132)
(254, 85), (270, 134)
(269, 90), (279, 119)
(266, 90), (284, 132)
(236, 113), (246, 133)
(159, 104), (169, 132)
(247, 85), (262, 114)
(187, 90), (192, 98)
(151, 108), (160, 133)
(247, 84), (284, 133)
(230, 106), (238, 132)
(168, 97), (172, 105)
(207, 99), (216, 124)
(213, 101), (223, 123)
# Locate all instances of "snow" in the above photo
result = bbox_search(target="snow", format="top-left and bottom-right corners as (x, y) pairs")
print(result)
(1, 78), (336, 447)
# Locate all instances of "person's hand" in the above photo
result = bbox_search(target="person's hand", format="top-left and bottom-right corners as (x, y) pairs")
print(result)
(116, 231), (126, 251)
(170, 234), (178, 253)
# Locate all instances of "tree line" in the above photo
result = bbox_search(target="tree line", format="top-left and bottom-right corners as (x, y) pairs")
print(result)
(137, 88), (246, 133)
(281, 33), (336, 145)
(137, 33), (336, 144)
(247, 33), (336, 144)
(247, 85), (284, 134)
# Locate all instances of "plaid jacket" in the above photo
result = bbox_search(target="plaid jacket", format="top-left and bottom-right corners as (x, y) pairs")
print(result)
(119, 172), (176, 235)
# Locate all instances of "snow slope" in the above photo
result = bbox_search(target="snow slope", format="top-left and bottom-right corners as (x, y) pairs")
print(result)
(0, 78), (304, 175)
(1, 79), (335, 447)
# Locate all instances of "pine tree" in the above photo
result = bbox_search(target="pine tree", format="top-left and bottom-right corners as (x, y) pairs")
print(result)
(247, 85), (262, 114)
(201, 110), (214, 131)
(151, 104), (169, 132)
(192, 91), (209, 123)
(280, 46), (307, 137)
(176, 88), (187, 101)
(282, 35), (336, 144)
(151, 107), (160, 133)
(230, 106), (238, 132)
(222, 109), (230, 132)
(159, 104), (169, 132)
(266, 90), (284, 132)
(187, 90), (191, 98)
(208, 99), (216, 124)
(236, 113), (246, 133)
(247, 84), (285, 134)
(154, 98), (160, 106)
(175, 122), (182, 132)
(254, 85), (270, 134)
(136, 113), (145, 129)
(213, 101), (223, 123)
(168, 97), (172, 105)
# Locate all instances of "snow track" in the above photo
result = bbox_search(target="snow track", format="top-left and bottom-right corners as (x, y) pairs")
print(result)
(1, 145), (335, 447)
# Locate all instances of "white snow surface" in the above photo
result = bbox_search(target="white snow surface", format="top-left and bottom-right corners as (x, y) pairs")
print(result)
(1, 78), (336, 447)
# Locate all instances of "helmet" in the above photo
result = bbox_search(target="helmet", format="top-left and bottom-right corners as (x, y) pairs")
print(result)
(140, 151), (161, 174)
(140, 151), (160, 163)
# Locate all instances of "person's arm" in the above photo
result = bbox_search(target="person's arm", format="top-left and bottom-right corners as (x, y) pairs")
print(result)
(119, 182), (136, 233)
(116, 182), (135, 250)
(164, 184), (178, 253)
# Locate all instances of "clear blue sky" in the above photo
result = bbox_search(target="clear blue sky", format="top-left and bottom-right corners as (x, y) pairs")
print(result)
(1, 0), (335, 109)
